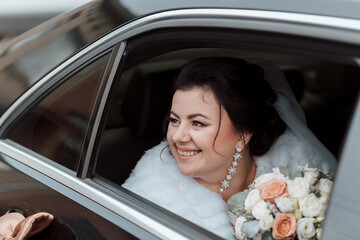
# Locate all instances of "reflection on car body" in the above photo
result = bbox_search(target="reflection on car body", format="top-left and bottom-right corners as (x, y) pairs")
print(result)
(0, 0), (359, 239)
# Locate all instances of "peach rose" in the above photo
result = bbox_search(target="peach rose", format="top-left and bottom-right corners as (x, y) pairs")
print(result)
(259, 179), (288, 204)
(272, 213), (297, 240)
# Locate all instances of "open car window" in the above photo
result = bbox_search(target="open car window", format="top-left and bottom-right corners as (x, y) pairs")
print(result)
(94, 28), (360, 186)
(89, 28), (359, 237)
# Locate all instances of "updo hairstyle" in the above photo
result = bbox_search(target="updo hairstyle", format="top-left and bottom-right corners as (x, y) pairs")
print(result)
(168, 57), (286, 156)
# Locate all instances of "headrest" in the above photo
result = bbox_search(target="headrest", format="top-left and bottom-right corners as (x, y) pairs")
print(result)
(283, 70), (304, 102)
(121, 69), (177, 138)
(316, 62), (360, 100)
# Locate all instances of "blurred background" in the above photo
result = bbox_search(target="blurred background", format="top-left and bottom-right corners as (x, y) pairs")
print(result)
(0, 0), (93, 43)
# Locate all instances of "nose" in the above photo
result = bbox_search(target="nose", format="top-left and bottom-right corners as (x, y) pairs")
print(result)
(171, 124), (191, 143)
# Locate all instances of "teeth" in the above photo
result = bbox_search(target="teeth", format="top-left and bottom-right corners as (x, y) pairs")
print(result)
(178, 149), (199, 156)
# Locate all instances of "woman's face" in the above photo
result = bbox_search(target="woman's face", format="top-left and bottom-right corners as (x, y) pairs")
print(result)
(167, 88), (240, 183)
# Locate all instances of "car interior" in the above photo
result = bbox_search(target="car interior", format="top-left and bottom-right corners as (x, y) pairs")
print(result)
(95, 46), (360, 187)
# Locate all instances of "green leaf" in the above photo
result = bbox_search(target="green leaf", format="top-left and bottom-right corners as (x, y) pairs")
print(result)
(227, 190), (249, 216)
(287, 158), (301, 179)
(242, 220), (260, 238)
(279, 166), (290, 177)
(262, 231), (274, 240)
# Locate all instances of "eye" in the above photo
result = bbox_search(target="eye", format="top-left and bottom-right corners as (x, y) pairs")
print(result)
(169, 117), (180, 126)
(192, 120), (206, 127)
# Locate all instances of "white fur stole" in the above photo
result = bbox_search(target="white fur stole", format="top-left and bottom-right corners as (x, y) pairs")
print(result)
(122, 129), (331, 239)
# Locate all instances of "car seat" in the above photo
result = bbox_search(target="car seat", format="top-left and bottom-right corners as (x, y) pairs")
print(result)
(96, 68), (176, 185)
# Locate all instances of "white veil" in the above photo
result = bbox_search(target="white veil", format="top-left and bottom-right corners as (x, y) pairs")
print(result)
(247, 59), (337, 174)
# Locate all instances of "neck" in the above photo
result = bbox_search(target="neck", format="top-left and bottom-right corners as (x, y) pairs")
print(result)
(196, 151), (257, 202)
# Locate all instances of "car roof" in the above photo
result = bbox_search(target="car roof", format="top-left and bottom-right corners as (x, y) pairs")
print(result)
(116, 0), (360, 21)
(0, 0), (360, 117)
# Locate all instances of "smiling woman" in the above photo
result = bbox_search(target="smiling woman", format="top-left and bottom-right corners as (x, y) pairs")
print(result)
(167, 88), (246, 196)
(122, 57), (335, 238)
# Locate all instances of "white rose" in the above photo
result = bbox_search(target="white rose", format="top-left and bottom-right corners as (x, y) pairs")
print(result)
(303, 167), (319, 181)
(299, 193), (322, 217)
(259, 214), (274, 231)
(297, 218), (316, 240)
(304, 171), (318, 185)
(275, 197), (294, 212)
(254, 173), (275, 188)
(288, 177), (310, 199)
(319, 204), (327, 218)
(316, 227), (322, 239)
(318, 178), (333, 197)
(234, 216), (247, 240)
(245, 189), (262, 211)
(252, 200), (271, 220)
(319, 195), (329, 205)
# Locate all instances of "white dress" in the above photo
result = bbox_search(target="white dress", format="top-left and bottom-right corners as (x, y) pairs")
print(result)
(122, 129), (332, 239)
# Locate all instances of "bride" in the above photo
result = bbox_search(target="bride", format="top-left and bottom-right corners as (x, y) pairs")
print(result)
(122, 57), (336, 239)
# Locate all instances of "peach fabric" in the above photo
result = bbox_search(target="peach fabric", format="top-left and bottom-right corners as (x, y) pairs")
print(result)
(0, 212), (53, 240)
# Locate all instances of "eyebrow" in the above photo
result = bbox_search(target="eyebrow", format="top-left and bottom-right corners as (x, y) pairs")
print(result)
(170, 111), (211, 120)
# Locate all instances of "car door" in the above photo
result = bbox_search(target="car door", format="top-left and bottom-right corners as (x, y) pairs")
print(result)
(0, 44), (143, 239)
(0, 6), (359, 240)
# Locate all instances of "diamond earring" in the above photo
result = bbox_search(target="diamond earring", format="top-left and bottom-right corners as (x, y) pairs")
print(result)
(220, 147), (242, 192)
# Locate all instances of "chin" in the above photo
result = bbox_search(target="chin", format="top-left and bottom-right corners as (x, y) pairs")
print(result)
(177, 165), (195, 177)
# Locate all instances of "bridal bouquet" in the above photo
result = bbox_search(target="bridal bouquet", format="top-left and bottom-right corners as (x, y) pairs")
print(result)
(227, 160), (333, 240)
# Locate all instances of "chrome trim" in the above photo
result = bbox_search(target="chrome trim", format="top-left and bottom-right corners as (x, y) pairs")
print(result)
(81, 42), (126, 178)
(0, 140), (189, 240)
(98, 8), (360, 45)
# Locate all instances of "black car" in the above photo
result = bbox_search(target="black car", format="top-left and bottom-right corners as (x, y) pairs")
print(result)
(0, 0), (359, 239)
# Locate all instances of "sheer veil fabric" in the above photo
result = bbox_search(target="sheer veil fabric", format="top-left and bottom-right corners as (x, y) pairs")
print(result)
(248, 58), (337, 172)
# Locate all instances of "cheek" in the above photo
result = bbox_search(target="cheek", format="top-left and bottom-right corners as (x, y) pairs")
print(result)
(213, 128), (238, 154)
(193, 131), (218, 153)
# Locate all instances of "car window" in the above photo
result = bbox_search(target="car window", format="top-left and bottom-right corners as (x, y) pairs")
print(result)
(5, 52), (112, 171)
(90, 28), (359, 238)
(91, 31), (360, 238)
(94, 29), (359, 186)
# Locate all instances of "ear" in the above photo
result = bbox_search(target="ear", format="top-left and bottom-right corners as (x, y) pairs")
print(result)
(236, 132), (253, 149)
